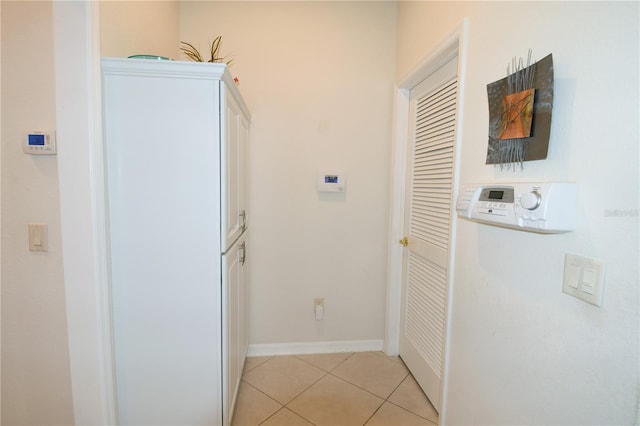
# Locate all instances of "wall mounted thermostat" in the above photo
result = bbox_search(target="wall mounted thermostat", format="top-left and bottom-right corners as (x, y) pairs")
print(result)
(456, 182), (576, 233)
(24, 131), (56, 155)
(317, 172), (345, 192)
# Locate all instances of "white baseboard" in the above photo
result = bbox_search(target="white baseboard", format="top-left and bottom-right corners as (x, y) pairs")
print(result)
(247, 339), (384, 357)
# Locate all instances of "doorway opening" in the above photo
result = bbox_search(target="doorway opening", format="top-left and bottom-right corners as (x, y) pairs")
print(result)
(385, 20), (467, 423)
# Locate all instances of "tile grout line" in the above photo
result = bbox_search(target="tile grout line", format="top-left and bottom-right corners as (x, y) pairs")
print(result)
(233, 379), (287, 426)
(241, 356), (273, 377)
(324, 371), (397, 401)
(273, 352), (360, 426)
(360, 370), (438, 426)
(278, 369), (326, 426)
(362, 400), (386, 426)
(381, 372), (440, 425)
(237, 378), (284, 408)
(241, 352), (437, 426)
(382, 399), (439, 425)
(258, 405), (318, 426)
(293, 351), (356, 372)
(243, 354), (350, 426)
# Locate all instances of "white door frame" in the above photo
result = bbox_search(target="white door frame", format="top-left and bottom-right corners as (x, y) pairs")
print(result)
(384, 19), (468, 424)
(53, 2), (118, 424)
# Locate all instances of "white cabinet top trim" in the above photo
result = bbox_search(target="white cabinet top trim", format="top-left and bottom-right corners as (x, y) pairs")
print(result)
(102, 58), (251, 120)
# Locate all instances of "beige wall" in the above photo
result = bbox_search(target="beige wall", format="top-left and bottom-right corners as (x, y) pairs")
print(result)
(1, 1), (74, 424)
(397, 1), (639, 424)
(4, 2), (638, 424)
(180, 1), (398, 348)
(100, 1), (179, 59)
(1, 1), (181, 422)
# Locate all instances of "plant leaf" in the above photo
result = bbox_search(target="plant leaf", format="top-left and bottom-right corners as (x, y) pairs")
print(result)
(210, 36), (222, 62)
(180, 41), (204, 62)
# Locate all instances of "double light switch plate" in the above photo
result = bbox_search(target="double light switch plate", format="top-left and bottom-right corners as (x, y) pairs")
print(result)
(563, 253), (605, 307)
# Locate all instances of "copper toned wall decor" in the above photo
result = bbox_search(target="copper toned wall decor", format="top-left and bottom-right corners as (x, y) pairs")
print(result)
(486, 52), (554, 170)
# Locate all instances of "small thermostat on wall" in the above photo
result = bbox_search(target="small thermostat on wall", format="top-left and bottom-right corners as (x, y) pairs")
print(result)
(24, 131), (56, 155)
(317, 172), (346, 192)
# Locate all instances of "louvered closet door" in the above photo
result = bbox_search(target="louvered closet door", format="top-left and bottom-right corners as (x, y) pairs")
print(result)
(400, 56), (458, 413)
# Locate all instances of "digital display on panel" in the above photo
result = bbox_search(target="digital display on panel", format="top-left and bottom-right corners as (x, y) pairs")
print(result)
(325, 175), (339, 183)
(28, 134), (45, 146)
(488, 190), (504, 200)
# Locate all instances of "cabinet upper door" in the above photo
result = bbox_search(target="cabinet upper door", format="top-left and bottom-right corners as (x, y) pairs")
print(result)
(221, 84), (249, 251)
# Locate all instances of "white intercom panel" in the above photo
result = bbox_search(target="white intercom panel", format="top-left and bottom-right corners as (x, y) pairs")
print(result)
(317, 172), (346, 192)
(23, 131), (56, 155)
(456, 182), (576, 233)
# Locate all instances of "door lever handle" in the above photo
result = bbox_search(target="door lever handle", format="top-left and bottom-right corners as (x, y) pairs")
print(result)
(399, 237), (409, 247)
(240, 241), (246, 265)
(239, 210), (247, 230)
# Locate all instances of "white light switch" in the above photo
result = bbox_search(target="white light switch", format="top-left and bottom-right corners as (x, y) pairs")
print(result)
(28, 223), (48, 252)
(563, 254), (604, 307)
(565, 261), (581, 289)
(582, 268), (595, 294)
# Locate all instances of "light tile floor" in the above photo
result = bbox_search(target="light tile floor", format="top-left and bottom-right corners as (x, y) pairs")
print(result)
(232, 352), (438, 426)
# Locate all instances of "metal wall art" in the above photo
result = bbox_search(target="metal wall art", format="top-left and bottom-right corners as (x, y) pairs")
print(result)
(486, 51), (554, 170)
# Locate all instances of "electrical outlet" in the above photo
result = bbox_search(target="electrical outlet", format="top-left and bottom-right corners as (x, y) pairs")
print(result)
(314, 298), (324, 321)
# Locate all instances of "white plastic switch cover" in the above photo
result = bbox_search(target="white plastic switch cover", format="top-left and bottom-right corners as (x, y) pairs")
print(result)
(565, 260), (581, 289)
(563, 254), (605, 307)
(28, 223), (48, 252)
(582, 268), (595, 294)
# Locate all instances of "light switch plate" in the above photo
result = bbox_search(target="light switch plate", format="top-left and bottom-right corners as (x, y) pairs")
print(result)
(28, 223), (48, 252)
(563, 254), (605, 307)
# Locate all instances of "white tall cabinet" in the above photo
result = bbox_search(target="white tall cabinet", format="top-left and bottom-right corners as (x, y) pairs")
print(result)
(102, 58), (250, 426)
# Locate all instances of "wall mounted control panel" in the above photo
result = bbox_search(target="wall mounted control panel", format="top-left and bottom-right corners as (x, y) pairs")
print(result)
(456, 182), (577, 233)
(24, 131), (56, 155)
(317, 172), (345, 192)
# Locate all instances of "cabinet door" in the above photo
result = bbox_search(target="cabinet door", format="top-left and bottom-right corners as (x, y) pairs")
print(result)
(238, 233), (249, 369)
(221, 88), (247, 250)
(222, 233), (248, 426)
(239, 110), (249, 231)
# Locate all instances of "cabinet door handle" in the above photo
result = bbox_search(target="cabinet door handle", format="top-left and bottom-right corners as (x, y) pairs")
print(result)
(239, 210), (247, 230)
(240, 241), (246, 265)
